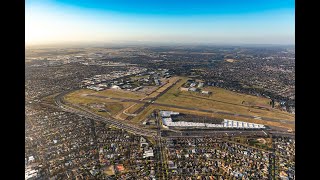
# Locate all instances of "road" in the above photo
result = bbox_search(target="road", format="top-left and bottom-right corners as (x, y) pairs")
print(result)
(155, 111), (167, 180)
(161, 129), (270, 138)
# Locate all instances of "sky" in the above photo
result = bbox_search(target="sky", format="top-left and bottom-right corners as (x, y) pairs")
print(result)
(25, 0), (295, 46)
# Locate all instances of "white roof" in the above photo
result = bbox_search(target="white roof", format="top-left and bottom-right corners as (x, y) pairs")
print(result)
(159, 112), (265, 129)
(111, 85), (120, 89)
(28, 156), (34, 161)
(160, 111), (179, 117)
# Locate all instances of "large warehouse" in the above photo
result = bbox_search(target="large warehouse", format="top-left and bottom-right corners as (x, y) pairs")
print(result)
(159, 111), (265, 129)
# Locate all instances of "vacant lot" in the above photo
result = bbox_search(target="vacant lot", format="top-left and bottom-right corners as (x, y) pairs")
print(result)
(104, 165), (115, 176)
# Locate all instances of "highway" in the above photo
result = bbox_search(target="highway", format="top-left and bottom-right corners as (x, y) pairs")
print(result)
(155, 111), (167, 179)
(161, 129), (270, 138)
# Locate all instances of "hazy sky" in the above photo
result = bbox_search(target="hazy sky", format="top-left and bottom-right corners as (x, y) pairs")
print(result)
(26, 0), (295, 45)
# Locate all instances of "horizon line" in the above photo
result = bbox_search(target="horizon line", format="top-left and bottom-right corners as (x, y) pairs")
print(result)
(26, 41), (295, 49)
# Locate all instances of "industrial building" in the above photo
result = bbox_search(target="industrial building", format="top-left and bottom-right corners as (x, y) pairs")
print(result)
(159, 111), (265, 129)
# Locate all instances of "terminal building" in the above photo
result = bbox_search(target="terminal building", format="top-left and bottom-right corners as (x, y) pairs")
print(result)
(159, 111), (265, 129)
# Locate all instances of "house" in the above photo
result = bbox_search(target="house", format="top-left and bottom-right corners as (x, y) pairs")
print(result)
(189, 87), (197, 92)
(87, 85), (104, 91)
(25, 167), (39, 180)
(154, 79), (161, 86)
(90, 169), (99, 176)
(190, 82), (197, 87)
(116, 164), (125, 172)
(201, 91), (212, 95)
(121, 84), (132, 89)
(28, 156), (35, 163)
(197, 82), (204, 88)
(132, 86), (143, 91)
(186, 79), (194, 83)
(143, 148), (154, 158)
(140, 137), (149, 147)
(168, 161), (177, 169)
(98, 83), (109, 87)
(180, 87), (189, 91)
(111, 85), (121, 89)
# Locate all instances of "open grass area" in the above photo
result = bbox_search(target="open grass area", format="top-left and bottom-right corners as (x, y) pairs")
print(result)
(156, 77), (294, 121)
(65, 94), (109, 105)
(104, 103), (125, 115)
(104, 165), (115, 176)
(95, 111), (112, 118)
(65, 93), (125, 106)
(202, 86), (270, 106)
(64, 89), (135, 117)
(93, 89), (145, 100)
(65, 89), (100, 103)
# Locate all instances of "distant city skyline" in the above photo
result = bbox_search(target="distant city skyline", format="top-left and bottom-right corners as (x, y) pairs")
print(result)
(26, 0), (295, 46)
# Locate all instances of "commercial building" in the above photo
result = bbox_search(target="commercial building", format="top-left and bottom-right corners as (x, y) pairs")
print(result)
(159, 111), (265, 129)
